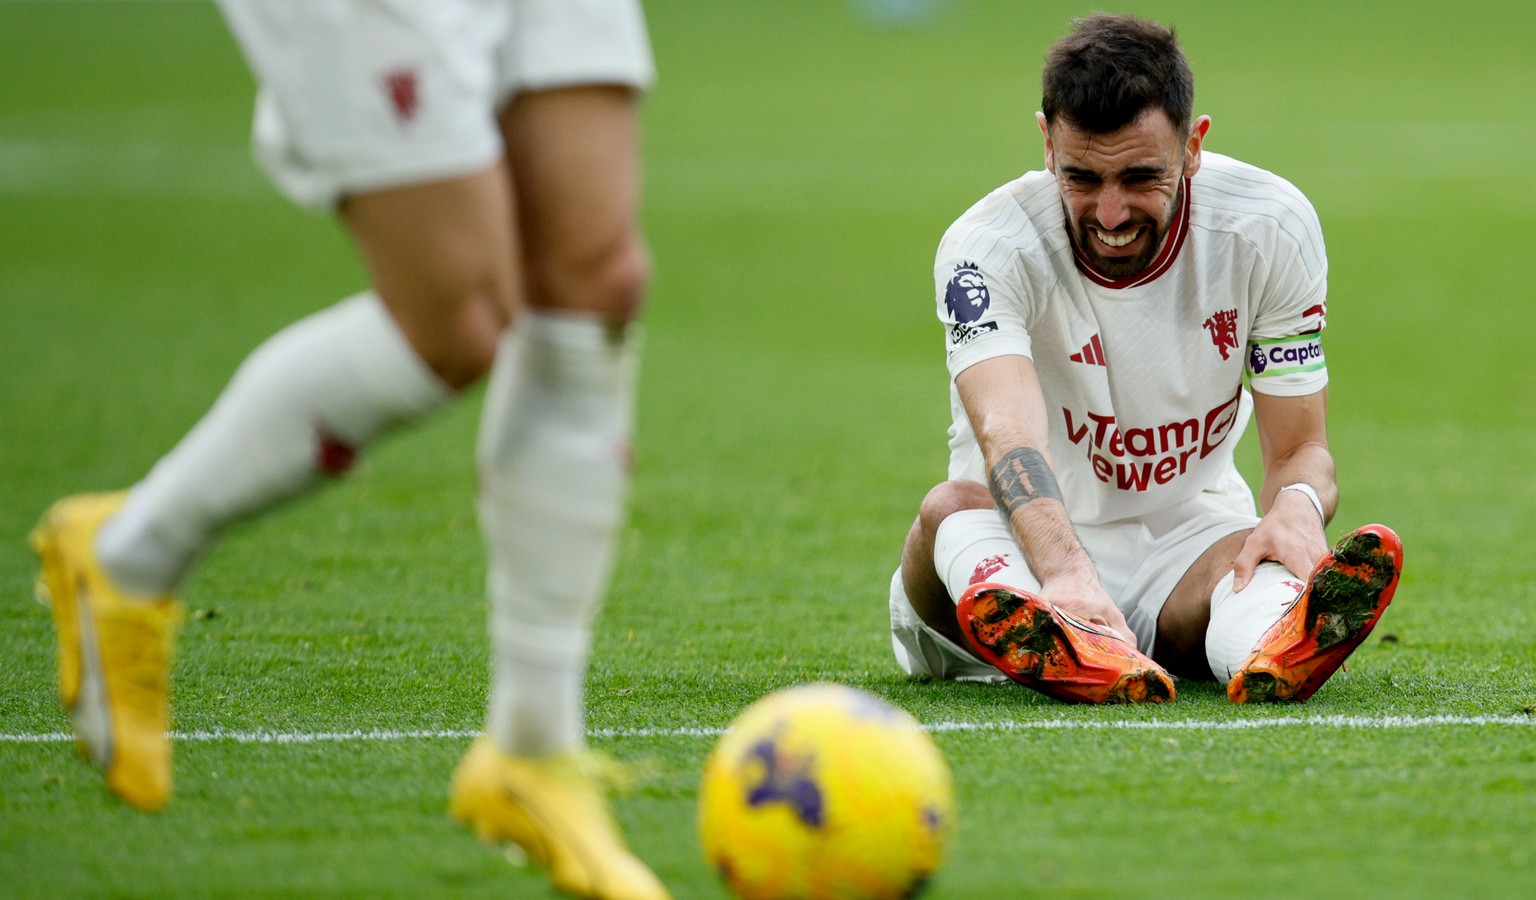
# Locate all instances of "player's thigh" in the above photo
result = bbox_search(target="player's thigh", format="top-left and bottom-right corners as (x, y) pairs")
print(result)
(340, 167), (520, 389)
(1155, 528), (1254, 678)
(218, 0), (522, 387)
(491, 0), (653, 317)
(499, 86), (648, 318)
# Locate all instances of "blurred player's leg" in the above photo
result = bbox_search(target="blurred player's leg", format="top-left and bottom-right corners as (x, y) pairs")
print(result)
(95, 169), (511, 596)
(40, 168), (513, 810)
(482, 84), (647, 761)
(451, 86), (667, 900)
(95, 291), (455, 595)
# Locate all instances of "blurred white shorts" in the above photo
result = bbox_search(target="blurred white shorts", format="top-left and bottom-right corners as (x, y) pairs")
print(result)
(216, 0), (655, 207)
(889, 491), (1260, 682)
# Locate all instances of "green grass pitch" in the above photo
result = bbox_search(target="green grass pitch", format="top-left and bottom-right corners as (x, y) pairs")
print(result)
(3, 1), (1535, 896)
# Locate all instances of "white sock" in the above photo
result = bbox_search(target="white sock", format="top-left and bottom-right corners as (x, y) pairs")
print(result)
(932, 508), (1041, 602)
(95, 292), (451, 595)
(478, 311), (636, 757)
(1205, 562), (1306, 683)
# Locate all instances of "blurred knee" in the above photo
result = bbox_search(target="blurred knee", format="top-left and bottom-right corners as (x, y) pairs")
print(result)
(390, 290), (508, 391)
(528, 231), (650, 325)
(445, 297), (508, 384)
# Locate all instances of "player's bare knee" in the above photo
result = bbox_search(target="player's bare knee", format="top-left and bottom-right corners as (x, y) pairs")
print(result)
(393, 292), (506, 390)
(597, 237), (650, 324)
(529, 233), (650, 326)
(917, 480), (994, 536)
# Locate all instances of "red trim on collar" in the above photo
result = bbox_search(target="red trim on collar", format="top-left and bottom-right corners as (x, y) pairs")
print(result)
(1071, 177), (1192, 289)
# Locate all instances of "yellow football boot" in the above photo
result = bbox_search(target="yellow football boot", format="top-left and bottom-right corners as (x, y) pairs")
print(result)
(450, 737), (670, 900)
(30, 492), (183, 811)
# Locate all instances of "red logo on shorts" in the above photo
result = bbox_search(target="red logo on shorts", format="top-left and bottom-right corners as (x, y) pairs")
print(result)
(384, 68), (420, 123)
(970, 554), (1011, 585)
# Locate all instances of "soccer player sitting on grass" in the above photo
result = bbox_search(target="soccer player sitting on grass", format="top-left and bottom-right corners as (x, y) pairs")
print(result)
(887, 14), (1402, 703)
(30, 2), (668, 898)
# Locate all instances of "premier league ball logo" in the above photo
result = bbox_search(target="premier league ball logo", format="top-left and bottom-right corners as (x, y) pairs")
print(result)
(944, 262), (991, 324)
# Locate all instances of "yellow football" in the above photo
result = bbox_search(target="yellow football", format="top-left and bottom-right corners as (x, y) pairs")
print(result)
(698, 683), (955, 899)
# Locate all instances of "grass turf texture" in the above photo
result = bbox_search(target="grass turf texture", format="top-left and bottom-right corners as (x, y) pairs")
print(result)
(3, 0), (1535, 896)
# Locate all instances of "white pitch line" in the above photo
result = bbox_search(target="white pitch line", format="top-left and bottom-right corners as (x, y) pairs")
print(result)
(2, 714), (1532, 745)
(921, 714), (1536, 732)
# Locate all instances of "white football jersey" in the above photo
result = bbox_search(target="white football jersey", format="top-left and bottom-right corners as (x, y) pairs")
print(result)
(936, 152), (1329, 526)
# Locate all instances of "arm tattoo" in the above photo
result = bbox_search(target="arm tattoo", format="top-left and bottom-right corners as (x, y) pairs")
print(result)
(989, 446), (1064, 514)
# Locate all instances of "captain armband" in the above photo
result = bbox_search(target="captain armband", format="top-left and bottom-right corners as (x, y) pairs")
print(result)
(1245, 332), (1325, 379)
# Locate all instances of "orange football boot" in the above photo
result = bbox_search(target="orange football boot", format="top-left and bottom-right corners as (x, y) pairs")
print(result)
(1228, 524), (1403, 703)
(956, 582), (1175, 703)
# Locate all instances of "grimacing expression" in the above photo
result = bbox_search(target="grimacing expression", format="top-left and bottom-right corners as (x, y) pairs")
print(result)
(1042, 109), (1206, 280)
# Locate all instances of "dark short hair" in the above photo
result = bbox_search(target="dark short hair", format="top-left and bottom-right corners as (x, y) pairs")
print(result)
(1041, 14), (1193, 135)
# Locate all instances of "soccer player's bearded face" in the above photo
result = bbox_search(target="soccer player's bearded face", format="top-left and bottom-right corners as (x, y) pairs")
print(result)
(1043, 109), (1204, 280)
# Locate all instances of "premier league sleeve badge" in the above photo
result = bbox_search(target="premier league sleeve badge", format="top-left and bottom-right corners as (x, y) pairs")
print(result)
(943, 262), (1000, 349)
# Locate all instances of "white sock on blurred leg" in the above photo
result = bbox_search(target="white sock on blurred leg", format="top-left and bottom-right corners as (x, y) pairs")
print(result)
(95, 292), (450, 596)
(478, 311), (636, 756)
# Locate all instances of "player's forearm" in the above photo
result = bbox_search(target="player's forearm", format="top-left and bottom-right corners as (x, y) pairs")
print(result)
(985, 443), (1096, 583)
(1259, 440), (1337, 522)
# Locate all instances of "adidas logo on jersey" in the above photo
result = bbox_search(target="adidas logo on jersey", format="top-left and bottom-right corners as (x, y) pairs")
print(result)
(1070, 334), (1106, 367)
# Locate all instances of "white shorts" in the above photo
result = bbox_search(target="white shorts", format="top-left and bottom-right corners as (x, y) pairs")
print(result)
(889, 488), (1260, 682)
(216, 0), (655, 208)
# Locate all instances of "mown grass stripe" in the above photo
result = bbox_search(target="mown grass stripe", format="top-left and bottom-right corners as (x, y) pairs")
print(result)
(3, 714), (1532, 745)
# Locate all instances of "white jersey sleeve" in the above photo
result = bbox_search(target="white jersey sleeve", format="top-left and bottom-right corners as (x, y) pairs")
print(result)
(1199, 157), (1331, 397)
(933, 176), (1067, 378)
(935, 257), (1032, 375)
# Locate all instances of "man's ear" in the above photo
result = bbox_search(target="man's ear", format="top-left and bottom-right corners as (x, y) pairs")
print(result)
(1036, 111), (1054, 173)
(1185, 115), (1212, 176)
